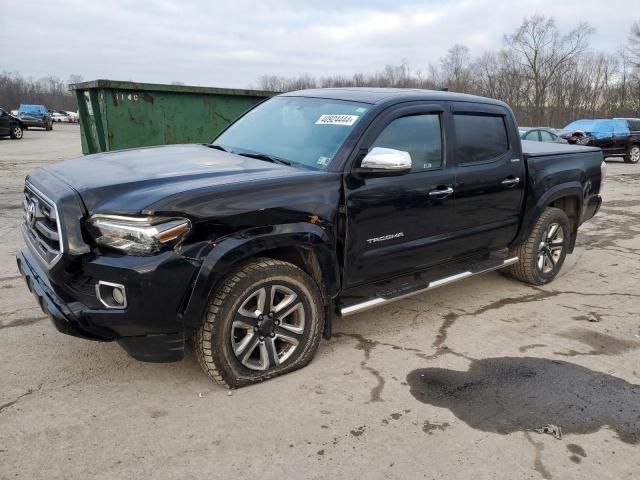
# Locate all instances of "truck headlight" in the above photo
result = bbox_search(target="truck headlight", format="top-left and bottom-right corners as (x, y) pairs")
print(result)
(86, 215), (191, 255)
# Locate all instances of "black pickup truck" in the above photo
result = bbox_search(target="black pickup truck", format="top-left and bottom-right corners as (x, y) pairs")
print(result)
(17, 88), (605, 387)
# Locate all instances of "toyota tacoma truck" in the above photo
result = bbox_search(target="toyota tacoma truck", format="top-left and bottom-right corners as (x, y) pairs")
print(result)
(17, 88), (605, 387)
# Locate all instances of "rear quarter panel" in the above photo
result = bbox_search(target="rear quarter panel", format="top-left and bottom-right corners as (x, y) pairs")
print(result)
(512, 144), (603, 247)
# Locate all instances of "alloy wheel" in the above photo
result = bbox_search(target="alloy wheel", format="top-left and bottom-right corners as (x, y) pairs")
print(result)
(631, 146), (640, 163)
(537, 223), (564, 274)
(231, 284), (305, 371)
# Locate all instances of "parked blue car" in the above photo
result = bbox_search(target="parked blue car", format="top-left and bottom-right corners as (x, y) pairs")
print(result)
(17, 104), (53, 131)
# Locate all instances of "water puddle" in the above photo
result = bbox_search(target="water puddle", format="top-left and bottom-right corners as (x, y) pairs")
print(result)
(407, 357), (640, 444)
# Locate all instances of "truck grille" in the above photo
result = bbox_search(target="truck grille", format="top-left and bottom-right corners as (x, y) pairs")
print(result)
(23, 183), (63, 266)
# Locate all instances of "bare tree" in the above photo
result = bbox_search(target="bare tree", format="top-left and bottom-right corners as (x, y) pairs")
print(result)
(504, 15), (593, 125)
(630, 21), (640, 67)
(439, 45), (473, 92)
(67, 74), (84, 87)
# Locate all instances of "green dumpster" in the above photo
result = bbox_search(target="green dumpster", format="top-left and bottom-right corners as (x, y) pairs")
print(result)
(71, 80), (275, 154)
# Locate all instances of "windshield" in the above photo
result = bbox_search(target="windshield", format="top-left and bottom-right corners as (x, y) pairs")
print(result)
(213, 96), (370, 170)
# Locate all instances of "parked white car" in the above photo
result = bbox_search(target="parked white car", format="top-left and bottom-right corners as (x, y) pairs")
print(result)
(52, 112), (69, 123)
(63, 111), (79, 123)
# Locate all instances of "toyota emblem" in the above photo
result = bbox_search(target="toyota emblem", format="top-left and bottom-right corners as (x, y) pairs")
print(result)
(26, 200), (37, 227)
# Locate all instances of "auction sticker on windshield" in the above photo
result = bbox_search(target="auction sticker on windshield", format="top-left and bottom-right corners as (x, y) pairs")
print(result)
(316, 114), (359, 126)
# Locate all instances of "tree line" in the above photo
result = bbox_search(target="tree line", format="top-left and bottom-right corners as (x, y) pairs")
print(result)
(255, 16), (640, 128)
(0, 73), (83, 112)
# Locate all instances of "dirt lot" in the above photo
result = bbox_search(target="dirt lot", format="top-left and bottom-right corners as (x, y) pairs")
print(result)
(1, 124), (639, 479)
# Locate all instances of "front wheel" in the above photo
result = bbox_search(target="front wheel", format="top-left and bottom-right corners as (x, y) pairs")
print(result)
(10, 125), (23, 139)
(194, 258), (324, 388)
(625, 144), (640, 164)
(506, 207), (570, 285)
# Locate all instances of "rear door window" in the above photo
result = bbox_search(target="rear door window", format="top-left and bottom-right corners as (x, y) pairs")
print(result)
(453, 114), (509, 164)
(539, 130), (555, 142)
(524, 130), (540, 141)
(613, 120), (631, 136)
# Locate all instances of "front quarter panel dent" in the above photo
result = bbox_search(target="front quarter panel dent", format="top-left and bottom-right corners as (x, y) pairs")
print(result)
(181, 223), (339, 328)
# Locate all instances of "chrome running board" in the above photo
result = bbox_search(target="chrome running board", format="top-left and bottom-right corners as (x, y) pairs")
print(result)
(340, 257), (518, 317)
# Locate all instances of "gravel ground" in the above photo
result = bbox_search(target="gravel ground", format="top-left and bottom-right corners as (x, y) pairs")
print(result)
(1, 124), (639, 479)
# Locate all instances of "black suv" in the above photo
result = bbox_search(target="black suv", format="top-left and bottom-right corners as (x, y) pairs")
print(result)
(560, 118), (640, 163)
(17, 88), (604, 387)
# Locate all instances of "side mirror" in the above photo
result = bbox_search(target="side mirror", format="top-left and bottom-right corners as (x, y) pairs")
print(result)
(354, 147), (412, 177)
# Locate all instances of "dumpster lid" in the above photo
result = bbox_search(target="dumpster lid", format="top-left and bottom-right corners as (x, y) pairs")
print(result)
(70, 79), (276, 97)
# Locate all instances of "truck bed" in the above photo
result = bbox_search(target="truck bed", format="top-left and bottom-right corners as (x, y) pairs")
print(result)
(521, 139), (601, 158)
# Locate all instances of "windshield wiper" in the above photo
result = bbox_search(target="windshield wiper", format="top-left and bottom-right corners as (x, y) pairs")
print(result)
(207, 144), (232, 153)
(237, 152), (291, 166)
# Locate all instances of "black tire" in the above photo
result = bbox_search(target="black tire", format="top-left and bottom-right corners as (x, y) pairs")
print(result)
(9, 124), (23, 139)
(194, 258), (324, 388)
(625, 144), (640, 164)
(506, 207), (570, 285)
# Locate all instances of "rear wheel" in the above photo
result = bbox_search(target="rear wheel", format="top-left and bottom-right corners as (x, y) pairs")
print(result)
(625, 144), (640, 164)
(506, 207), (570, 285)
(194, 258), (324, 388)
(9, 125), (23, 139)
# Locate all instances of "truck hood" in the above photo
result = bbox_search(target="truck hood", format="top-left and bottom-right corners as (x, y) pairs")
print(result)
(41, 144), (323, 214)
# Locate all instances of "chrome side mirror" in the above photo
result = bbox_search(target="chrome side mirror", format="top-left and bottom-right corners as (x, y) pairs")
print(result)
(356, 147), (412, 177)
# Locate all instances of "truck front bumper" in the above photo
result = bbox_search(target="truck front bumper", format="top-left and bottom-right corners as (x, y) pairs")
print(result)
(16, 248), (197, 363)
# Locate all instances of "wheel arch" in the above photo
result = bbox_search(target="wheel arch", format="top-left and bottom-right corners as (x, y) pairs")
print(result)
(182, 223), (339, 330)
(513, 183), (583, 253)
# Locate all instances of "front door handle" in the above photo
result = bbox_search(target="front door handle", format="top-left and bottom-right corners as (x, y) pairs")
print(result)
(501, 177), (520, 187)
(428, 186), (454, 198)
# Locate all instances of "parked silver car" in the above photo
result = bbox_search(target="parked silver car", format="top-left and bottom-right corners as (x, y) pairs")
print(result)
(519, 127), (567, 143)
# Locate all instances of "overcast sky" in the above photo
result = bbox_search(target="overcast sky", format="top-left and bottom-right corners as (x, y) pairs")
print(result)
(1, 0), (637, 89)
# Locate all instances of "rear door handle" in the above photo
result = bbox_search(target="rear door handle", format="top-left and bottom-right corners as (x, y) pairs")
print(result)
(501, 177), (520, 187)
(428, 186), (454, 197)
